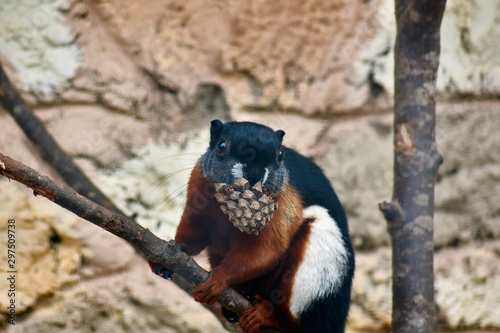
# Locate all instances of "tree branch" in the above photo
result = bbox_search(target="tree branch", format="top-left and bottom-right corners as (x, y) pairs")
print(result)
(0, 61), (120, 214)
(378, 201), (404, 235)
(0, 152), (252, 319)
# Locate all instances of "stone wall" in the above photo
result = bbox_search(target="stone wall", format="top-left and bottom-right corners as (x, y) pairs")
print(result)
(1, 0), (499, 332)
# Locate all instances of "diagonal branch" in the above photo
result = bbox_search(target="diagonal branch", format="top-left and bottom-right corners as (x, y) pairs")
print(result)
(0, 152), (252, 319)
(0, 62), (120, 214)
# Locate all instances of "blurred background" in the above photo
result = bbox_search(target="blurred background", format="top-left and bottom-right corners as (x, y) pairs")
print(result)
(0, 0), (499, 332)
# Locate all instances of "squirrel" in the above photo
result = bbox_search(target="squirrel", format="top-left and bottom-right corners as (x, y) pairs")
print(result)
(153, 120), (355, 332)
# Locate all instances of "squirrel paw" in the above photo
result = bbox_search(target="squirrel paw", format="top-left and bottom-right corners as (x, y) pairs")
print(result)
(221, 307), (240, 324)
(148, 243), (187, 280)
(192, 275), (228, 305)
(148, 261), (173, 280)
(239, 298), (280, 333)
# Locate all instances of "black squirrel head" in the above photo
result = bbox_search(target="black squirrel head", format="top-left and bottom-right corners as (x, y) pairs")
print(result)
(200, 120), (288, 196)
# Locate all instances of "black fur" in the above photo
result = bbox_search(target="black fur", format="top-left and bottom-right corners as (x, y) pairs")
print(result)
(283, 147), (355, 332)
(201, 120), (288, 196)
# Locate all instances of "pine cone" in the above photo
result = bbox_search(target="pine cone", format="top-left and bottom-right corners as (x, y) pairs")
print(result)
(214, 178), (279, 235)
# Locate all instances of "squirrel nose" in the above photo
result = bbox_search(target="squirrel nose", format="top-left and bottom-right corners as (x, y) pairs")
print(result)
(244, 167), (265, 186)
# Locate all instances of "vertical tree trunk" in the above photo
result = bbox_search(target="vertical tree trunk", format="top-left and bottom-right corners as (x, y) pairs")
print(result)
(380, 1), (447, 332)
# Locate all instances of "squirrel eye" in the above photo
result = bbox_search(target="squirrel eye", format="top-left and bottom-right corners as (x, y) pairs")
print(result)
(216, 140), (228, 154)
(277, 148), (284, 163)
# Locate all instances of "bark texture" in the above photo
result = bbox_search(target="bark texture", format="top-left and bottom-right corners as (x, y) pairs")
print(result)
(380, 1), (447, 332)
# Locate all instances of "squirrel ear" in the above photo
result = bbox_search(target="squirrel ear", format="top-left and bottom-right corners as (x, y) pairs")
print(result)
(275, 130), (285, 144)
(210, 120), (224, 147)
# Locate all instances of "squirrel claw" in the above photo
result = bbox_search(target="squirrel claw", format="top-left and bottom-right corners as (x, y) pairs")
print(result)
(192, 275), (227, 305)
(221, 307), (240, 324)
(155, 265), (174, 280)
(176, 244), (187, 253)
(149, 261), (174, 280)
(239, 300), (278, 333)
(155, 266), (174, 280)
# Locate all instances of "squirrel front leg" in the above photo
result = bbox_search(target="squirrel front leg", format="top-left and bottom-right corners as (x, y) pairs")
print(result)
(174, 166), (214, 256)
(192, 232), (285, 304)
(149, 213), (209, 279)
(174, 214), (210, 256)
(150, 167), (212, 277)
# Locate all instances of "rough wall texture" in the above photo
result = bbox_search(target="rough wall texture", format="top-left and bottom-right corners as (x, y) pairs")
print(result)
(1, 0), (499, 332)
(0, 0), (82, 94)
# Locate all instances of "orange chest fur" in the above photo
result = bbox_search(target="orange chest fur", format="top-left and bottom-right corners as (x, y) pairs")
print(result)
(183, 166), (304, 263)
